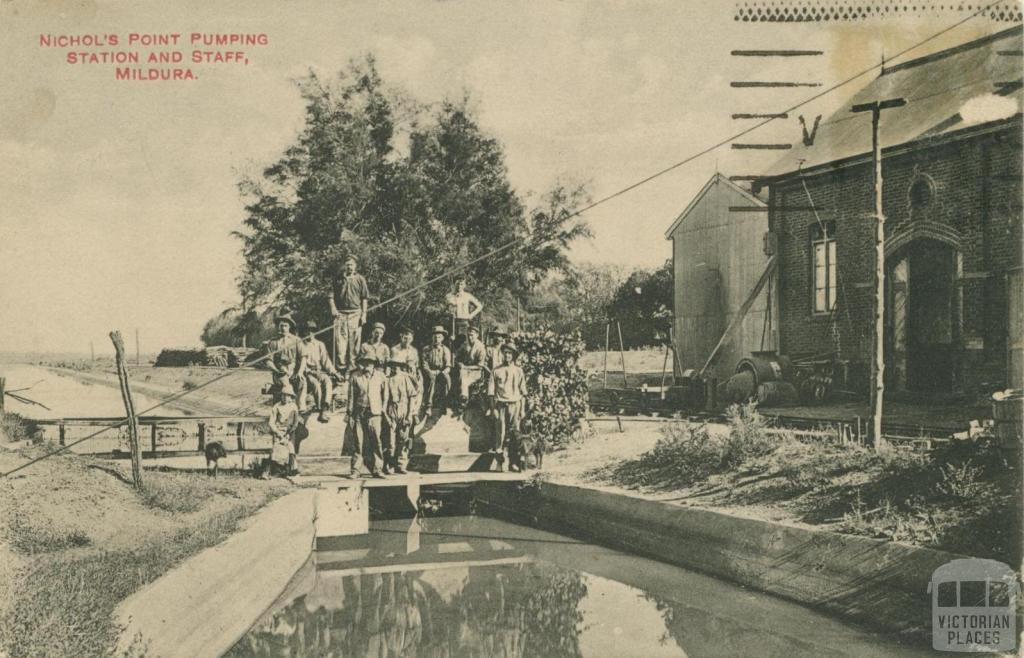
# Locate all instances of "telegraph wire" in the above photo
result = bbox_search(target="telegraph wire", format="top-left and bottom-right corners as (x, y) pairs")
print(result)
(1, 4), (1010, 478)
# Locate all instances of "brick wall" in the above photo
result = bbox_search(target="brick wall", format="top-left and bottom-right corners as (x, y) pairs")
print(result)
(767, 119), (1023, 394)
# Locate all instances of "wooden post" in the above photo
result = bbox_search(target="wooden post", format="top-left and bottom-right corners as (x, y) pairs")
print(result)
(135, 328), (141, 366)
(603, 322), (610, 388)
(197, 421), (206, 452)
(150, 423), (158, 454)
(659, 342), (670, 400)
(852, 97), (905, 451)
(110, 331), (144, 489)
(236, 422), (245, 451)
(0, 376), (5, 414)
(58, 422), (66, 446)
(616, 321), (628, 388)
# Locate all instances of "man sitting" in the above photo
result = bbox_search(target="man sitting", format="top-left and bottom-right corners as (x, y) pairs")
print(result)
(302, 319), (338, 423)
(263, 311), (307, 413)
(421, 326), (452, 416)
(454, 325), (486, 414)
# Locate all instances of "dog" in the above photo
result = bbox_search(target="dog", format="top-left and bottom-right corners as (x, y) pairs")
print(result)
(204, 440), (228, 477)
(516, 418), (545, 470)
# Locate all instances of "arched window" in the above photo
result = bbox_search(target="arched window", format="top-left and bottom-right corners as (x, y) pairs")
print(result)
(909, 177), (934, 210)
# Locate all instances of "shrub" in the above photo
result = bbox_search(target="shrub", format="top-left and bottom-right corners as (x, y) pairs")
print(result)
(511, 329), (590, 450)
(720, 402), (775, 469)
(936, 460), (985, 501)
(139, 473), (215, 513)
(1, 412), (38, 443)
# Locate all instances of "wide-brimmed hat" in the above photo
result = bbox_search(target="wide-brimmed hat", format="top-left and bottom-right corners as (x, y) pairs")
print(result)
(467, 325), (480, 335)
(431, 325), (448, 336)
(275, 313), (296, 329)
(357, 354), (376, 365)
(370, 321), (386, 332)
(344, 255), (357, 264)
(500, 344), (518, 356)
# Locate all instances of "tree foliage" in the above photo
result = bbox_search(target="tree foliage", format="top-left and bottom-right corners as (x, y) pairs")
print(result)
(513, 329), (589, 450)
(608, 259), (673, 348)
(232, 56), (590, 334)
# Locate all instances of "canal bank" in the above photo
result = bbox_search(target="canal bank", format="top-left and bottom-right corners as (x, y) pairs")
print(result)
(111, 474), (958, 656)
(474, 479), (960, 646)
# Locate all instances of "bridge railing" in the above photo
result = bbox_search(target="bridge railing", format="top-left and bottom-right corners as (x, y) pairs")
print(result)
(31, 415), (272, 458)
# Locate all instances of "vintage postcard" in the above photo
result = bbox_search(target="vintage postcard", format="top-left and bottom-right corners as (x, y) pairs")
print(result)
(1, 1), (1022, 656)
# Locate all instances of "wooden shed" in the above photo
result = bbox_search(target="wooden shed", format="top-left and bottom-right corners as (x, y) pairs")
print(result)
(665, 173), (776, 378)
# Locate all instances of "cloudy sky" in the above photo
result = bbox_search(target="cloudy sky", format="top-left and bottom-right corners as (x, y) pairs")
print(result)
(0, 0), (998, 353)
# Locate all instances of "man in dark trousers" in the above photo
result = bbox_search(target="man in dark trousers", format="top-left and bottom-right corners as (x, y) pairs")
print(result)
(302, 319), (338, 423)
(491, 344), (528, 472)
(329, 256), (370, 376)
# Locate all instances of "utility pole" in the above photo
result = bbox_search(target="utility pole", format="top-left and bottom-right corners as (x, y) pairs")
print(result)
(135, 328), (140, 366)
(852, 97), (905, 451)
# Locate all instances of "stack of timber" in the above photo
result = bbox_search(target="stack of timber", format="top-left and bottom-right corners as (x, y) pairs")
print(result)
(154, 346), (256, 368)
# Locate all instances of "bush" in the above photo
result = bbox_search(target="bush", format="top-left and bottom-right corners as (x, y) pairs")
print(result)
(139, 473), (216, 513)
(511, 329), (590, 450)
(1, 412), (38, 443)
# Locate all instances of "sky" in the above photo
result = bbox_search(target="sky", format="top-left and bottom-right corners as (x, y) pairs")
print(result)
(0, 0), (1002, 353)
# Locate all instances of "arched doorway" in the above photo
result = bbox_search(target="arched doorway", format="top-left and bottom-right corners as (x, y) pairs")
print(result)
(887, 238), (959, 393)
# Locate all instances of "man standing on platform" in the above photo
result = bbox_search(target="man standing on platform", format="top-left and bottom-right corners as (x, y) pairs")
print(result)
(360, 322), (390, 370)
(346, 354), (388, 478)
(446, 278), (482, 349)
(264, 311), (307, 413)
(329, 256), (370, 376)
(421, 326), (452, 416)
(384, 359), (419, 475)
(454, 325), (486, 413)
(302, 319), (338, 423)
(491, 344), (528, 472)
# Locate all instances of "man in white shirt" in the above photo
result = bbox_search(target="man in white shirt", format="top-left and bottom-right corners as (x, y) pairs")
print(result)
(446, 278), (482, 348)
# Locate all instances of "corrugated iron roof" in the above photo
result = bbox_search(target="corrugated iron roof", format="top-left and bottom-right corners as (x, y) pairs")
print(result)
(762, 25), (1023, 179)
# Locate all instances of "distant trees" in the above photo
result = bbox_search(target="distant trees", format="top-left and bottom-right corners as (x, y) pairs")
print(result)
(607, 259), (673, 349)
(229, 55), (591, 336)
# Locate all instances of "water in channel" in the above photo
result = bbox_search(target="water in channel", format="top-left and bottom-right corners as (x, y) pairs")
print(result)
(226, 514), (936, 658)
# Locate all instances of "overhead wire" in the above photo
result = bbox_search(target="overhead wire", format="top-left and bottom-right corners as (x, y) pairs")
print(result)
(1, 4), (1011, 479)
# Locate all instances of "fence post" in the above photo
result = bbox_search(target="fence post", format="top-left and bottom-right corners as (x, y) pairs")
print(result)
(0, 376), (5, 414)
(197, 422), (206, 452)
(110, 331), (144, 490)
(58, 421), (66, 446)
(150, 424), (158, 454)
(236, 422), (245, 451)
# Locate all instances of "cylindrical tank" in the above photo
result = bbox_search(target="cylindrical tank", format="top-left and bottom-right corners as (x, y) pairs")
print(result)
(735, 352), (794, 387)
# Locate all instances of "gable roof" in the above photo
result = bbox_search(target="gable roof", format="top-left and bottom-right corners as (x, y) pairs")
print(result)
(761, 25), (1023, 180)
(664, 173), (765, 239)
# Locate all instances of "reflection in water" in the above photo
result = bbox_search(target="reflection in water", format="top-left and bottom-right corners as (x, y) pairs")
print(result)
(227, 516), (935, 658)
(226, 517), (589, 658)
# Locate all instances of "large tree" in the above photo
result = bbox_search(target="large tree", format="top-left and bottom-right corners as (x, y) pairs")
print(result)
(608, 259), (673, 348)
(232, 56), (590, 337)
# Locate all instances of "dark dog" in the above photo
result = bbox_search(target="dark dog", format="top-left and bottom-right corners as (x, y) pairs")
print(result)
(204, 440), (227, 477)
(516, 418), (545, 470)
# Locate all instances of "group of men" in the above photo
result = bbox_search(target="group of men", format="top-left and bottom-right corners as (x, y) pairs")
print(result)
(260, 256), (529, 478)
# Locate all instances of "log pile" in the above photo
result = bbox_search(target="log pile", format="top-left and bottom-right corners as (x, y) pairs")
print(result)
(154, 346), (257, 368)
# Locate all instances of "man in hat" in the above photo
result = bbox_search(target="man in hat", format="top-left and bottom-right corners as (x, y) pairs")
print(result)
(454, 325), (486, 412)
(303, 319), (338, 423)
(491, 344), (528, 472)
(346, 354), (388, 477)
(484, 326), (509, 416)
(264, 311), (308, 413)
(329, 256), (370, 374)
(359, 321), (390, 370)
(262, 382), (300, 478)
(421, 326), (452, 416)
(446, 278), (482, 349)
(384, 359), (419, 474)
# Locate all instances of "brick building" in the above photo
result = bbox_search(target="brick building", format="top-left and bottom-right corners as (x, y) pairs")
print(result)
(756, 26), (1023, 396)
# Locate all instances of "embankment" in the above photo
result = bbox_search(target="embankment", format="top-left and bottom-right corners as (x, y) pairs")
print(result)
(476, 480), (960, 645)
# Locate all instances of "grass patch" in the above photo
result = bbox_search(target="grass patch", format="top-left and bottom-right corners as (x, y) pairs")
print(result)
(138, 472), (220, 513)
(588, 403), (1020, 562)
(1, 412), (39, 443)
(0, 503), (265, 658)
